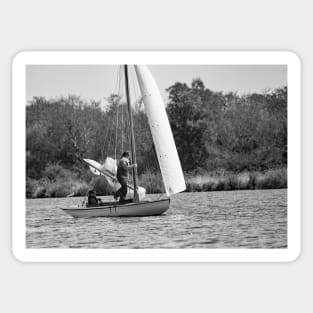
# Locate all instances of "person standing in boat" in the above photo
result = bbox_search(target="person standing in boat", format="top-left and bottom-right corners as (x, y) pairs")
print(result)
(114, 151), (137, 203)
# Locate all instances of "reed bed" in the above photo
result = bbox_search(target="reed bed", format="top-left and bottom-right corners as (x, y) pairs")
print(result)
(26, 167), (287, 198)
(185, 168), (287, 192)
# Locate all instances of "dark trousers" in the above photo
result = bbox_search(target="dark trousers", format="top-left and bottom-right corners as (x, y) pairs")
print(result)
(116, 175), (127, 200)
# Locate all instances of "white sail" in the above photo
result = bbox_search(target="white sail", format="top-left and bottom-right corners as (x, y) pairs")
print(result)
(83, 158), (146, 200)
(84, 158), (115, 179)
(134, 65), (186, 196)
(102, 157), (117, 176)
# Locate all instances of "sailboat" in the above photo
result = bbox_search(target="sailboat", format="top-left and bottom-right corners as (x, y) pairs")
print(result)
(61, 65), (185, 217)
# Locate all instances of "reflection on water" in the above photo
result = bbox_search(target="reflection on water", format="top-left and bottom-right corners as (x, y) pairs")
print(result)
(26, 189), (287, 249)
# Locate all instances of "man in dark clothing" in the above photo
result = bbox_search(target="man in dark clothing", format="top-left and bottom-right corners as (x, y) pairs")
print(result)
(87, 190), (103, 207)
(113, 151), (137, 203)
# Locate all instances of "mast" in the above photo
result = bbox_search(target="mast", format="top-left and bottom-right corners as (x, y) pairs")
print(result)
(124, 65), (139, 202)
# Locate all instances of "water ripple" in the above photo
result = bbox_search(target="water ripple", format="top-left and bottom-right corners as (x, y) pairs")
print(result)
(26, 189), (287, 249)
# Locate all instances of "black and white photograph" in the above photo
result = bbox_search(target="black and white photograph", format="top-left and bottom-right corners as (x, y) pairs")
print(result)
(3, 1), (311, 312)
(13, 52), (300, 261)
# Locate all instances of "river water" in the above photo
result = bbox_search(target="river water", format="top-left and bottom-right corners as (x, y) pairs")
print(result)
(26, 189), (287, 249)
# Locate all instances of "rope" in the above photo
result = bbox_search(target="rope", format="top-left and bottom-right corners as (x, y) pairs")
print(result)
(113, 66), (124, 159)
(105, 66), (119, 159)
(118, 66), (124, 158)
(114, 99), (119, 160)
(130, 66), (139, 111)
(102, 66), (120, 158)
(121, 94), (124, 153)
(121, 68), (130, 153)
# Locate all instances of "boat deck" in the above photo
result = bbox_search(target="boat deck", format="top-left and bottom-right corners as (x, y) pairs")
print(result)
(61, 198), (170, 217)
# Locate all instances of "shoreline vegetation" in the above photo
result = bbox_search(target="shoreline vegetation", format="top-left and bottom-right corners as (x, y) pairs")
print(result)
(26, 79), (287, 199)
(26, 166), (287, 199)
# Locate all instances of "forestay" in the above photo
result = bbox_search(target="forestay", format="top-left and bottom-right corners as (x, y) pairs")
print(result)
(134, 65), (186, 196)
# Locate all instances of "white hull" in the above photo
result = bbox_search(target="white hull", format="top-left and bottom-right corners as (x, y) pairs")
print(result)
(61, 199), (170, 218)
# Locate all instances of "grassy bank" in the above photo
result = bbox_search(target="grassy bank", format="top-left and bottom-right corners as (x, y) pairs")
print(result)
(185, 168), (287, 192)
(26, 165), (287, 198)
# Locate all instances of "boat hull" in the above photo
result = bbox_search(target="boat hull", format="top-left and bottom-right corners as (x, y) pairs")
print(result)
(61, 199), (170, 218)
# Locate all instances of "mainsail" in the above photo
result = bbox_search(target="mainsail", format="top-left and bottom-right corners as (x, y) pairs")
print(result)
(134, 65), (186, 195)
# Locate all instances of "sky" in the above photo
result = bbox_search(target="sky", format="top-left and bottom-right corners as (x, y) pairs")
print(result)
(26, 64), (287, 106)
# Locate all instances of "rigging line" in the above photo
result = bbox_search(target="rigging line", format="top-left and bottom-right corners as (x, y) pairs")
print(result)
(130, 68), (141, 182)
(114, 66), (120, 160)
(102, 101), (113, 159)
(103, 65), (120, 158)
(121, 67), (130, 153)
(121, 90), (124, 153)
(125, 99), (131, 152)
(130, 66), (138, 111)
(106, 69), (120, 156)
(123, 100), (128, 155)
(131, 66), (144, 133)
(113, 64), (120, 97)
(122, 66), (128, 154)
(114, 92), (119, 160)
(117, 65), (123, 98)
(131, 65), (143, 117)
(117, 65), (124, 157)
(129, 66), (140, 146)
(113, 66), (121, 159)
(105, 100), (113, 157)
(129, 66), (142, 185)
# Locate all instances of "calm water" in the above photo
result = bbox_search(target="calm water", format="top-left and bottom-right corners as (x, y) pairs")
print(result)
(26, 189), (287, 249)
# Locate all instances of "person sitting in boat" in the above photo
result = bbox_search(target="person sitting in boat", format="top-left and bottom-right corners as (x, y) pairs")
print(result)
(87, 190), (104, 207)
(113, 151), (137, 204)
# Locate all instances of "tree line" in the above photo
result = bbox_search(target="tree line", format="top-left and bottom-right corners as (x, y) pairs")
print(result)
(26, 79), (287, 197)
